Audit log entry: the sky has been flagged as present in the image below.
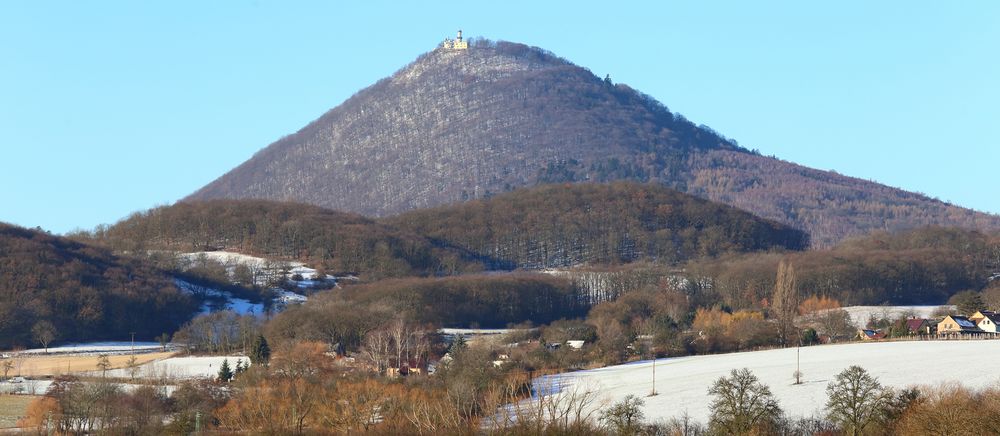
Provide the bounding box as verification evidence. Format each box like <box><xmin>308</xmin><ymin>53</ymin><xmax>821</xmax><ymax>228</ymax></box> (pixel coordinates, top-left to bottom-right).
<box><xmin>2</xmin><ymin>1</ymin><xmax>998</xmax><ymax>234</ymax></box>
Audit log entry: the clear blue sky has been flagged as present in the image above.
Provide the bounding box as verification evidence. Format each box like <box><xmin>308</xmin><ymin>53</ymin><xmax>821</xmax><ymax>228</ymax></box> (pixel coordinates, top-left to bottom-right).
<box><xmin>2</xmin><ymin>1</ymin><xmax>998</xmax><ymax>234</ymax></box>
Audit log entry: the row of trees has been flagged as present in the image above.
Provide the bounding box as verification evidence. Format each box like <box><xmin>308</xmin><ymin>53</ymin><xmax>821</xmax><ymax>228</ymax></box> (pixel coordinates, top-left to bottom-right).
<box><xmin>686</xmin><ymin>227</ymin><xmax>1000</xmax><ymax>308</ymax></box>
<box><xmin>171</xmin><ymin>311</ymin><xmax>263</xmax><ymax>354</ymax></box>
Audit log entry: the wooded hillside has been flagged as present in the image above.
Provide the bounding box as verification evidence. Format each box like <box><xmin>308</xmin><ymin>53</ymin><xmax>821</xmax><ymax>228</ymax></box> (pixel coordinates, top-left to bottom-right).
<box><xmin>0</xmin><ymin>223</ymin><xmax>197</xmax><ymax>348</ymax></box>
<box><xmin>88</xmin><ymin>200</ymin><xmax>483</xmax><ymax>280</ymax></box>
<box><xmin>266</xmin><ymin>273</ymin><xmax>586</xmax><ymax>349</ymax></box>
<box><xmin>686</xmin><ymin>227</ymin><xmax>1000</xmax><ymax>308</ymax></box>
<box><xmin>386</xmin><ymin>182</ymin><xmax>809</xmax><ymax>269</ymax></box>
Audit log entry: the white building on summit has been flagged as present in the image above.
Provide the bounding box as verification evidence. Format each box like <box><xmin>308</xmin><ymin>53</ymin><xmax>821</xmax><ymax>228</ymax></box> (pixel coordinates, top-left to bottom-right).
<box><xmin>441</xmin><ymin>29</ymin><xmax>468</xmax><ymax>50</ymax></box>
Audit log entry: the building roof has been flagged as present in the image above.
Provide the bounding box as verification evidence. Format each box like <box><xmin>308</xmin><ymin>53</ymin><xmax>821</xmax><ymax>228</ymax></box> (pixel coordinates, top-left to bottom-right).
<box><xmin>905</xmin><ymin>318</ymin><xmax>929</xmax><ymax>331</ymax></box>
<box><xmin>940</xmin><ymin>315</ymin><xmax>981</xmax><ymax>331</ymax></box>
<box><xmin>980</xmin><ymin>312</ymin><xmax>1000</xmax><ymax>325</ymax></box>
<box><xmin>859</xmin><ymin>329</ymin><xmax>887</xmax><ymax>339</ymax></box>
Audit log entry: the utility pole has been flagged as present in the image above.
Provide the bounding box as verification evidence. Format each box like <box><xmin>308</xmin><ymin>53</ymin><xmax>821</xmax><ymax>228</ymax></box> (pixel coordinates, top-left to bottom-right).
<box><xmin>794</xmin><ymin>339</ymin><xmax>802</xmax><ymax>385</ymax></box>
<box><xmin>130</xmin><ymin>332</ymin><xmax>136</xmax><ymax>354</ymax></box>
<box><xmin>649</xmin><ymin>350</ymin><xmax>657</xmax><ymax>396</ymax></box>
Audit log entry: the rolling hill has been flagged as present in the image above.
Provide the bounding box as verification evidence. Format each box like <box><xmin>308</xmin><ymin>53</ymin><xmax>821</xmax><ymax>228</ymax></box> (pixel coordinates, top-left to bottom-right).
<box><xmin>91</xmin><ymin>199</ymin><xmax>482</xmax><ymax>279</ymax></box>
<box><xmin>0</xmin><ymin>223</ymin><xmax>198</xmax><ymax>349</ymax></box>
<box><xmin>98</xmin><ymin>182</ymin><xmax>809</xmax><ymax>276</ymax></box>
<box><xmin>187</xmin><ymin>38</ymin><xmax>1000</xmax><ymax>247</ymax></box>
<box><xmin>386</xmin><ymin>182</ymin><xmax>809</xmax><ymax>269</ymax></box>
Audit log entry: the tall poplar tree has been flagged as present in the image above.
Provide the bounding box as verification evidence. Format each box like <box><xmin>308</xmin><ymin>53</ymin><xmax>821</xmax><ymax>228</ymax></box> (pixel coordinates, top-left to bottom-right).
<box><xmin>772</xmin><ymin>260</ymin><xmax>799</xmax><ymax>346</ymax></box>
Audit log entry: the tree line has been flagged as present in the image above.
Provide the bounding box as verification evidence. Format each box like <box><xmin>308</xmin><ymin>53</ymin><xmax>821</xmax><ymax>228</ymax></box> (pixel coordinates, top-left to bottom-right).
<box><xmin>685</xmin><ymin>226</ymin><xmax>1000</xmax><ymax>308</ymax></box>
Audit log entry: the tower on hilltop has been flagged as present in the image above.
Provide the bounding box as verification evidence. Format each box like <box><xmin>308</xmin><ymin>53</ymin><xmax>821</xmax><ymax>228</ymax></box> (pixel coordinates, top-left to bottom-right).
<box><xmin>442</xmin><ymin>30</ymin><xmax>468</xmax><ymax>50</ymax></box>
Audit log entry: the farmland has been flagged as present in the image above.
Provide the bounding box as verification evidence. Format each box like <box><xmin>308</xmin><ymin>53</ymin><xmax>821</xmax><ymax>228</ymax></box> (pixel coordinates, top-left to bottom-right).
<box><xmin>5</xmin><ymin>352</ymin><xmax>175</xmax><ymax>378</ymax></box>
<box><xmin>540</xmin><ymin>339</ymin><xmax>1000</xmax><ymax>424</ymax></box>
<box><xmin>0</xmin><ymin>395</ymin><xmax>37</xmax><ymax>428</ymax></box>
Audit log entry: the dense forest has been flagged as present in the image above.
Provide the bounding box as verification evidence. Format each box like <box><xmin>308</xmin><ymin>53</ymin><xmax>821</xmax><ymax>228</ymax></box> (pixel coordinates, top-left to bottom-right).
<box><xmin>266</xmin><ymin>274</ymin><xmax>586</xmax><ymax>349</ymax></box>
<box><xmin>83</xmin><ymin>200</ymin><xmax>483</xmax><ymax>280</ymax></box>
<box><xmin>387</xmin><ymin>182</ymin><xmax>809</xmax><ymax>269</ymax></box>
<box><xmin>0</xmin><ymin>223</ymin><xmax>198</xmax><ymax>349</ymax></box>
<box><xmin>188</xmin><ymin>38</ymin><xmax>1000</xmax><ymax>247</ymax></box>
<box><xmin>685</xmin><ymin>227</ymin><xmax>1000</xmax><ymax>308</ymax></box>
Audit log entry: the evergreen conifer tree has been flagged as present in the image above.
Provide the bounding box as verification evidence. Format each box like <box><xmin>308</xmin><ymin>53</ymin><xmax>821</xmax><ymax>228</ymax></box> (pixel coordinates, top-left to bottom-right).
<box><xmin>218</xmin><ymin>358</ymin><xmax>233</xmax><ymax>382</ymax></box>
<box><xmin>250</xmin><ymin>335</ymin><xmax>271</xmax><ymax>367</ymax></box>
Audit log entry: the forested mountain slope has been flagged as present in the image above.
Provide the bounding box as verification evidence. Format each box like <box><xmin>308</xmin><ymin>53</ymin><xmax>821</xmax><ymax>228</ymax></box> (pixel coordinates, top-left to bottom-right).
<box><xmin>0</xmin><ymin>223</ymin><xmax>197</xmax><ymax>348</ymax></box>
<box><xmin>188</xmin><ymin>38</ymin><xmax>1000</xmax><ymax>247</ymax></box>
<box><xmin>91</xmin><ymin>200</ymin><xmax>482</xmax><ymax>279</ymax></box>
<box><xmin>385</xmin><ymin>182</ymin><xmax>809</xmax><ymax>269</ymax></box>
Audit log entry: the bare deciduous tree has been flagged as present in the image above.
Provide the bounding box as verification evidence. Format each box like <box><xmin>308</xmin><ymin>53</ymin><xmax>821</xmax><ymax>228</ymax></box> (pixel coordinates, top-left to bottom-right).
<box><xmin>708</xmin><ymin>368</ymin><xmax>781</xmax><ymax>434</ymax></box>
<box><xmin>825</xmin><ymin>365</ymin><xmax>893</xmax><ymax>436</ymax></box>
<box><xmin>361</xmin><ymin>327</ymin><xmax>393</xmax><ymax>374</ymax></box>
<box><xmin>31</xmin><ymin>321</ymin><xmax>57</xmax><ymax>353</ymax></box>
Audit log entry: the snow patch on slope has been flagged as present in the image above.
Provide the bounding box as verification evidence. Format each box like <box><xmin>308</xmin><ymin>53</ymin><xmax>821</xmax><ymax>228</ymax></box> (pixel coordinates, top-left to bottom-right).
<box><xmin>174</xmin><ymin>279</ymin><xmax>264</xmax><ymax>315</ymax></box>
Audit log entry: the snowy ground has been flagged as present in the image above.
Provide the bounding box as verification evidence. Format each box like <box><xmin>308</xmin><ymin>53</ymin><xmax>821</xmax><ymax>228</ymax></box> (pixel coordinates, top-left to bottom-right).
<box><xmin>98</xmin><ymin>355</ymin><xmax>249</xmax><ymax>380</ymax></box>
<box><xmin>439</xmin><ymin>328</ymin><xmax>512</xmax><ymax>336</ymax></box>
<box><xmin>834</xmin><ymin>305</ymin><xmax>953</xmax><ymax>327</ymax></box>
<box><xmin>16</xmin><ymin>342</ymin><xmax>164</xmax><ymax>356</ymax></box>
<box><xmin>540</xmin><ymin>340</ymin><xmax>1000</xmax><ymax>424</ymax></box>
<box><xmin>173</xmin><ymin>250</ymin><xmax>357</xmax><ymax>313</ymax></box>
<box><xmin>174</xmin><ymin>279</ymin><xmax>265</xmax><ymax>315</ymax></box>
<box><xmin>177</xmin><ymin>251</ymin><xmax>334</xmax><ymax>286</ymax></box>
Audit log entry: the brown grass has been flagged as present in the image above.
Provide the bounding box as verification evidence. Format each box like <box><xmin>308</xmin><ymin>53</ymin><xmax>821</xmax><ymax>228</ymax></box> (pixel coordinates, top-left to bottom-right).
<box><xmin>9</xmin><ymin>352</ymin><xmax>176</xmax><ymax>377</ymax></box>
<box><xmin>0</xmin><ymin>395</ymin><xmax>38</xmax><ymax>429</ymax></box>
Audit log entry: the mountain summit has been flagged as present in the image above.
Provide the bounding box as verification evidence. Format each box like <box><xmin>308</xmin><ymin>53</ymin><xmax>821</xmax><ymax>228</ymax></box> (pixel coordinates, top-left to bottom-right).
<box><xmin>189</xmin><ymin>38</ymin><xmax>999</xmax><ymax>246</ymax></box>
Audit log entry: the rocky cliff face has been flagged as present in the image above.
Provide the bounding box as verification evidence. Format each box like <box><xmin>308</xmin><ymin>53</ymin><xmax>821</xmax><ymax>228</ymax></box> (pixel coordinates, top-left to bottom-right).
<box><xmin>189</xmin><ymin>39</ymin><xmax>1000</xmax><ymax>247</ymax></box>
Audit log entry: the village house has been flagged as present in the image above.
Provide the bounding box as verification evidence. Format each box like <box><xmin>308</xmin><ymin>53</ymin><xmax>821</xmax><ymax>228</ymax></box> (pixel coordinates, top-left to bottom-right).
<box><xmin>905</xmin><ymin>318</ymin><xmax>935</xmax><ymax>335</ymax></box>
<box><xmin>858</xmin><ymin>329</ymin><xmax>887</xmax><ymax>340</ymax></box>
<box><xmin>977</xmin><ymin>312</ymin><xmax>1000</xmax><ymax>333</ymax></box>
<box><xmin>937</xmin><ymin>315</ymin><xmax>981</xmax><ymax>334</ymax></box>
<box><xmin>969</xmin><ymin>310</ymin><xmax>997</xmax><ymax>325</ymax></box>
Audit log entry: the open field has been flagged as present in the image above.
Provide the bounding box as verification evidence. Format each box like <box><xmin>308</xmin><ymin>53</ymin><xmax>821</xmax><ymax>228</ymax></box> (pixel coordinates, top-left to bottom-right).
<box><xmin>7</xmin><ymin>352</ymin><xmax>176</xmax><ymax>377</ymax></box>
<box><xmin>541</xmin><ymin>339</ymin><xmax>1000</xmax><ymax>424</ymax></box>
<box><xmin>100</xmin><ymin>355</ymin><xmax>249</xmax><ymax>379</ymax></box>
<box><xmin>15</xmin><ymin>342</ymin><xmax>164</xmax><ymax>356</ymax></box>
<box><xmin>0</xmin><ymin>395</ymin><xmax>37</xmax><ymax>429</ymax></box>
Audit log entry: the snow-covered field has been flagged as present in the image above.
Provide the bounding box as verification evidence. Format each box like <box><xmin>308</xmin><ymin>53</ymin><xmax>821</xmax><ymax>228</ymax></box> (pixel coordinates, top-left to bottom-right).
<box><xmin>835</xmin><ymin>305</ymin><xmax>953</xmax><ymax>327</ymax></box>
<box><xmin>439</xmin><ymin>328</ymin><xmax>512</xmax><ymax>336</ymax></box>
<box><xmin>541</xmin><ymin>340</ymin><xmax>1000</xmax><ymax>424</ymax></box>
<box><xmin>99</xmin><ymin>355</ymin><xmax>249</xmax><ymax>379</ymax></box>
<box><xmin>17</xmin><ymin>342</ymin><xmax>163</xmax><ymax>356</ymax></box>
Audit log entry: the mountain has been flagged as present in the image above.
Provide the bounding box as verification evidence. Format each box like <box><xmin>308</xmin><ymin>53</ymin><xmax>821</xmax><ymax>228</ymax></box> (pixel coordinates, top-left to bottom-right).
<box><xmin>92</xmin><ymin>200</ymin><xmax>482</xmax><ymax>280</ymax></box>
<box><xmin>385</xmin><ymin>182</ymin><xmax>808</xmax><ymax>269</ymax></box>
<box><xmin>0</xmin><ymin>223</ymin><xmax>198</xmax><ymax>348</ymax></box>
<box><xmin>188</xmin><ymin>38</ymin><xmax>1000</xmax><ymax>247</ymax></box>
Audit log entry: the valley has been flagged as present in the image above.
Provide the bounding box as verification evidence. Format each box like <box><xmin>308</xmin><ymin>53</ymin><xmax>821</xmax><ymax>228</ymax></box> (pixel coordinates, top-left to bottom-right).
<box><xmin>2</xmin><ymin>10</ymin><xmax>998</xmax><ymax>434</ymax></box>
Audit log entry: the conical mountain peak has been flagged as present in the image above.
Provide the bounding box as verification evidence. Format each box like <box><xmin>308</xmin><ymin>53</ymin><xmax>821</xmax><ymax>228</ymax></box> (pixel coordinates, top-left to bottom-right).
<box><xmin>189</xmin><ymin>38</ymin><xmax>1000</xmax><ymax>247</ymax></box>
